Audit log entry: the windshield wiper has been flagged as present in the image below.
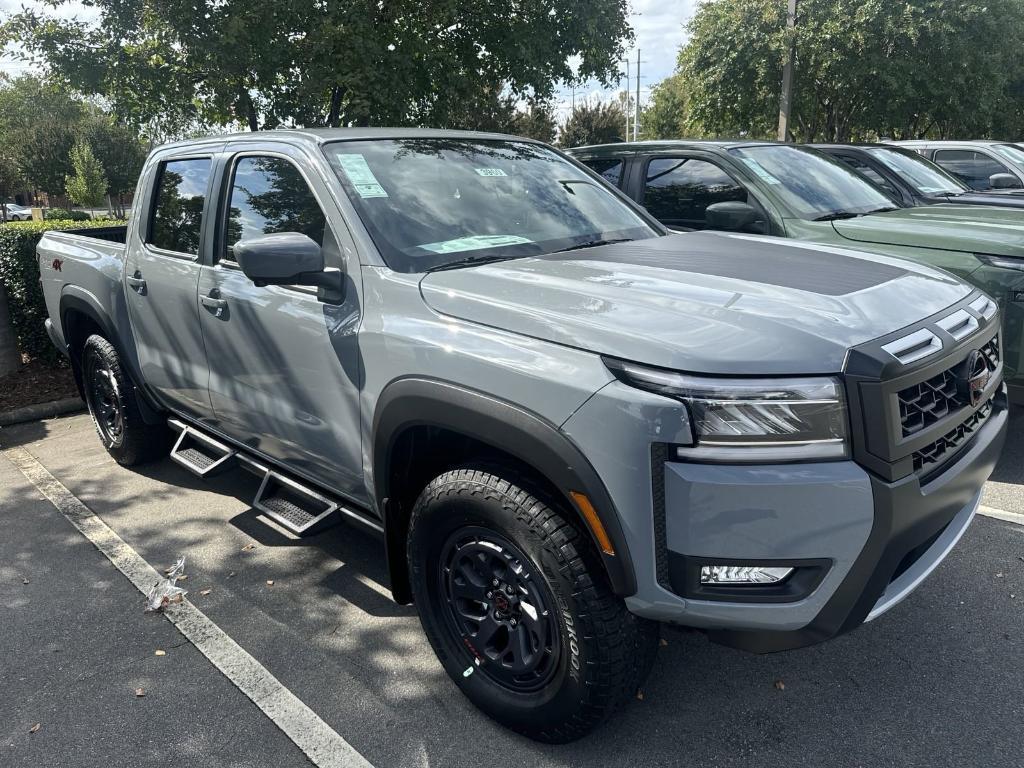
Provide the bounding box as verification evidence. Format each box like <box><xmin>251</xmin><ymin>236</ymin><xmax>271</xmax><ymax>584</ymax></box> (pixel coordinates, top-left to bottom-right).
<box><xmin>812</xmin><ymin>211</ymin><xmax>860</xmax><ymax>221</ymax></box>
<box><xmin>863</xmin><ymin>206</ymin><xmax>900</xmax><ymax>214</ymax></box>
<box><xmin>553</xmin><ymin>238</ymin><xmax>633</xmax><ymax>253</ymax></box>
<box><xmin>425</xmin><ymin>254</ymin><xmax>514</xmax><ymax>273</ymax></box>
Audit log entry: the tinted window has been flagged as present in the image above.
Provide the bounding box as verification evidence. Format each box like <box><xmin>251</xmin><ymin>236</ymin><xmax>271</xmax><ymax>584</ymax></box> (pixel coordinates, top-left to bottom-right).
<box><xmin>835</xmin><ymin>155</ymin><xmax>901</xmax><ymax>199</ymax></box>
<box><xmin>727</xmin><ymin>146</ymin><xmax>896</xmax><ymax>219</ymax></box>
<box><xmin>581</xmin><ymin>158</ymin><xmax>624</xmax><ymax>187</ymax></box>
<box><xmin>643</xmin><ymin>157</ymin><xmax>747</xmax><ymax>229</ymax></box>
<box><xmin>225</xmin><ymin>157</ymin><xmax>327</xmax><ymax>259</ymax></box>
<box><xmin>932</xmin><ymin>149</ymin><xmax>1010</xmax><ymax>190</ymax></box>
<box><xmin>324</xmin><ymin>139</ymin><xmax>656</xmax><ymax>273</ymax></box>
<box><xmin>865</xmin><ymin>147</ymin><xmax>965</xmax><ymax>195</ymax></box>
<box><xmin>148</xmin><ymin>158</ymin><xmax>211</xmax><ymax>255</ymax></box>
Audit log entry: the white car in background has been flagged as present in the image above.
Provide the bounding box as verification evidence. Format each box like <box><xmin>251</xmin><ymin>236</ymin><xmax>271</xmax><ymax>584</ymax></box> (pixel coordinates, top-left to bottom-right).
<box><xmin>3</xmin><ymin>203</ymin><xmax>33</xmax><ymax>221</ymax></box>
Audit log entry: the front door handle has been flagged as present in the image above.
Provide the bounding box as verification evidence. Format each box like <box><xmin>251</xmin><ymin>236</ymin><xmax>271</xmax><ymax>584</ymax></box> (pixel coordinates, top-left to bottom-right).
<box><xmin>201</xmin><ymin>292</ymin><xmax>228</xmax><ymax>318</ymax></box>
<box><xmin>126</xmin><ymin>271</ymin><xmax>146</xmax><ymax>294</ymax></box>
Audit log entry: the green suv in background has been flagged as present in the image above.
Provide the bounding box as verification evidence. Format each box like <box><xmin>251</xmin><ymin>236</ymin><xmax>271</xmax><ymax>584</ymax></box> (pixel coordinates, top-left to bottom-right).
<box><xmin>568</xmin><ymin>140</ymin><xmax>1024</xmax><ymax>398</ymax></box>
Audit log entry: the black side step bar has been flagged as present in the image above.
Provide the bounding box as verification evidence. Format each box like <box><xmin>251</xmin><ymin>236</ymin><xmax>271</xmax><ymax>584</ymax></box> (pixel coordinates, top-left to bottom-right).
<box><xmin>166</xmin><ymin>419</ymin><xmax>382</xmax><ymax>537</ymax></box>
<box><xmin>168</xmin><ymin>419</ymin><xmax>236</xmax><ymax>476</ymax></box>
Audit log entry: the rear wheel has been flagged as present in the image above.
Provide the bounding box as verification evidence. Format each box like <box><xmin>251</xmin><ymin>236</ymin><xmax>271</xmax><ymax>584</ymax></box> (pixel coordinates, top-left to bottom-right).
<box><xmin>81</xmin><ymin>334</ymin><xmax>169</xmax><ymax>465</ymax></box>
<box><xmin>408</xmin><ymin>467</ymin><xmax>658</xmax><ymax>742</ymax></box>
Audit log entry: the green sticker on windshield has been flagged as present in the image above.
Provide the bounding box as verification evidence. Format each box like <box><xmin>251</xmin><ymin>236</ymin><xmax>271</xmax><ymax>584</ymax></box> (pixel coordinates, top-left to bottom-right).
<box><xmin>474</xmin><ymin>168</ymin><xmax>508</xmax><ymax>177</ymax></box>
<box><xmin>335</xmin><ymin>153</ymin><xmax>389</xmax><ymax>198</ymax></box>
<box><xmin>740</xmin><ymin>157</ymin><xmax>781</xmax><ymax>185</ymax></box>
<box><xmin>419</xmin><ymin>234</ymin><xmax>532</xmax><ymax>254</ymax></box>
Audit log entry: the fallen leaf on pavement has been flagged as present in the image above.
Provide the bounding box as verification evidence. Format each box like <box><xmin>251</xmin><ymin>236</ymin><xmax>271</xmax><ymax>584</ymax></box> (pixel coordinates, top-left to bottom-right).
<box><xmin>659</xmin><ymin>638</ymin><xmax>668</xmax><ymax>647</ymax></box>
<box><xmin>241</xmin><ymin>544</ymin><xmax>255</xmax><ymax>552</ymax></box>
<box><xmin>135</xmin><ymin>688</ymin><xmax>146</xmax><ymax>697</ymax></box>
<box><xmin>199</xmin><ymin>588</ymin><xmax>212</xmax><ymax>596</ymax></box>
<box><xmin>176</xmin><ymin>574</ymin><xmax>188</xmax><ymax>580</ymax></box>
<box><xmin>636</xmin><ymin>690</ymin><xmax>644</xmax><ymax>701</ymax></box>
<box><xmin>266</xmin><ymin>580</ymin><xmax>275</xmax><ymax>586</ymax></box>
<box><xmin>29</xmin><ymin>723</ymin><xmax>40</xmax><ymax>734</ymax></box>
<box><xmin>774</xmin><ymin>679</ymin><xmax>786</xmax><ymax>691</ymax></box>
<box><xmin>154</xmin><ymin>650</ymin><xmax>166</xmax><ymax>656</ymax></box>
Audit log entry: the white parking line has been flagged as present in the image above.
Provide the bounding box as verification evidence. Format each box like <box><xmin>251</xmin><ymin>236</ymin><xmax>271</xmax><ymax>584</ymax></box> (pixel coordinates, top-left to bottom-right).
<box><xmin>978</xmin><ymin>504</ymin><xmax>1024</xmax><ymax>526</ymax></box>
<box><xmin>4</xmin><ymin>445</ymin><xmax>375</xmax><ymax>768</ymax></box>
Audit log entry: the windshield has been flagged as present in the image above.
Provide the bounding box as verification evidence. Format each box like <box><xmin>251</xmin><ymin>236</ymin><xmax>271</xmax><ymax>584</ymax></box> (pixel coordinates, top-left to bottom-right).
<box><xmin>865</xmin><ymin>147</ymin><xmax>966</xmax><ymax>195</ymax></box>
<box><xmin>728</xmin><ymin>145</ymin><xmax>898</xmax><ymax>220</ymax></box>
<box><xmin>992</xmin><ymin>144</ymin><xmax>1024</xmax><ymax>168</ymax></box>
<box><xmin>324</xmin><ymin>139</ymin><xmax>658</xmax><ymax>272</ymax></box>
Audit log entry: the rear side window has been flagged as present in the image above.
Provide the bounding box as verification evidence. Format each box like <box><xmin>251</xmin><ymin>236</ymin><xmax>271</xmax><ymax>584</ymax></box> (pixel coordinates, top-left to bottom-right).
<box><xmin>580</xmin><ymin>158</ymin><xmax>624</xmax><ymax>187</ymax></box>
<box><xmin>224</xmin><ymin>156</ymin><xmax>327</xmax><ymax>260</ymax></box>
<box><xmin>643</xmin><ymin>157</ymin><xmax>747</xmax><ymax>229</ymax></box>
<box><xmin>932</xmin><ymin>149</ymin><xmax>1009</xmax><ymax>190</ymax></box>
<box><xmin>836</xmin><ymin>156</ymin><xmax>901</xmax><ymax>199</ymax></box>
<box><xmin>148</xmin><ymin>158</ymin><xmax>212</xmax><ymax>255</ymax></box>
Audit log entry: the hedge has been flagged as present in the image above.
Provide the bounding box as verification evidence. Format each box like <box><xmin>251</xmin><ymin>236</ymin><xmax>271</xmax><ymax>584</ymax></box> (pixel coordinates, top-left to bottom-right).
<box><xmin>0</xmin><ymin>220</ymin><xmax>122</xmax><ymax>362</ymax></box>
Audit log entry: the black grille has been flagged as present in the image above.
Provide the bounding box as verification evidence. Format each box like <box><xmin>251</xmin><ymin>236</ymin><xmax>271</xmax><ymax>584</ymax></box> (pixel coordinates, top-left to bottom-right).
<box><xmin>912</xmin><ymin>399</ymin><xmax>993</xmax><ymax>473</ymax></box>
<box><xmin>897</xmin><ymin>335</ymin><xmax>1000</xmax><ymax>438</ymax></box>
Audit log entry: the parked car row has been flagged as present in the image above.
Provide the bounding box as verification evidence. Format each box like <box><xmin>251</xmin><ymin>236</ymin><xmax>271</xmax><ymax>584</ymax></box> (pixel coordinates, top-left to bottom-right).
<box><xmin>37</xmin><ymin>129</ymin><xmax>1008</xmax><ymax>741</ymax></box>
<box><xmin>568</xmin><ymin>139</ymin><xmax>1024</xmax><ymax>402</ymax></box>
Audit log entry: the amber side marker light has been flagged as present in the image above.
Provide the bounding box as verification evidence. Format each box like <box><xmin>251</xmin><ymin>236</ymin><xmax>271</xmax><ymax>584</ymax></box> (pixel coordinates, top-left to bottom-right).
<box><xmin>570</xmin><ymin>491</ymin><xmax>616</xmax><ymax>556</ymax></box>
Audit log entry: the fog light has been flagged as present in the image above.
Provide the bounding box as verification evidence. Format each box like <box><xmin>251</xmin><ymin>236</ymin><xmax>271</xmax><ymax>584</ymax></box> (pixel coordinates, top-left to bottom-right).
<box><xmin>700</xmin><ymin>565</ymin><xmax>794</xmax><ymax>584</ymax></box>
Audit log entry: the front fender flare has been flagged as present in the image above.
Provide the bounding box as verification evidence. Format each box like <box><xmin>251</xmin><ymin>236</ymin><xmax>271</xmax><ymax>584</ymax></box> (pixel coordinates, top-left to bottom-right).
<box><xmin>372</xmin><ymin>377</ymin><xmax>637</xmax><ymax>599</ymax></box>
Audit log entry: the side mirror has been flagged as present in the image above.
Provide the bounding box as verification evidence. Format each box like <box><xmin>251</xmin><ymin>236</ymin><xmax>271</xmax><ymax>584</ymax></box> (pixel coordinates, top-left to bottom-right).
<box><xmin>705</xmin><ymin>201</ymin><xmax>764</xmax><ymax>233</ymax></box>
<box><xmin>989</xmin><ymin>173</ymin><xmax>1021</xmax><ymax>190</ymax></box>
<box><xmin>235</xmin><ymin>232</ymin><xmax>324</xmax><ymax>285</ymax></box>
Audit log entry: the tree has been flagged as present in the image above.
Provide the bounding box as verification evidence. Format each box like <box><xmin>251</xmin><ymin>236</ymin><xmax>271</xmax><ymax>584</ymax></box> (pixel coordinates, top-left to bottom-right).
<box><xmin>640</xmin><ymin>72</ymin><xmax>690</xmax><ymax>140</ymax></box>
<box><xmin>559</xmin><ymin>100</ymin><xmax>626</xmax><ymax>148</ymax></box>
<box><xmin>446</xmin><ymin>88</ymin><xmax>558</xmax><ymax>143</ymax></box>
<box><xmin>0</xmin><ymin>76</ymin><xmax>86</xmax><ymax>195</ymax></box>
<box><xmin>0</xmin><ymin>148</ymin><xmax>23</xmax><ymax>222</ymax></box>
<box><xmin>80</xmin><ymin>113</ymin><xmax>148</xmax><ymax>216</ymax></box>
<box><xmin>65</xmin><ymin>141</ymin><xmax>107</xmax><ymax>209</ymax></box>
<box><xmin>678</xmin><ymin>0</ymin><xmax>1024</xmax><ymax>142</ymax></box>
<box><xmin>5</xmin><ymin>0</ymin><xmax>633</xmax><ymax>134</ymax></box>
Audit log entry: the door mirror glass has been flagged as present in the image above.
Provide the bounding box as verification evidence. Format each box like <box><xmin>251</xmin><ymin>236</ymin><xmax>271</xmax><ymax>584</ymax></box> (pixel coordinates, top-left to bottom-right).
<box><xmin>235</xmin><ymin>232</ymin><xmax>324</xmax><ymax>286</ymax></box>
<box><xmin>989</xmin><ymin>172</ymin><xmax>1021</xmax><ymax>189</ymax></box>
<box><xmin>705</xmin><ymin>201</ymin><xmax>760</xmax><ymax>232</ymax></box>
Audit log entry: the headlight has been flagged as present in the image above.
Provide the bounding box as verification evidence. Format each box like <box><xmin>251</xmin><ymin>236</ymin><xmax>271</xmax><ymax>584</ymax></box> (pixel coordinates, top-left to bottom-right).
<box><xmin>604</xmin><ymin>358</ymin><xmax>848</xmax><ymax>462</ymax></box>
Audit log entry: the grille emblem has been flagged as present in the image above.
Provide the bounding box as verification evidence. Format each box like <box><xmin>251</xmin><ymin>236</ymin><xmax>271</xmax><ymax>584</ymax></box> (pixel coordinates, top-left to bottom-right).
<box><xmin>958</xmin><ymin>350</ymin><xmax>990</xmax><ymax>408</ymax></box>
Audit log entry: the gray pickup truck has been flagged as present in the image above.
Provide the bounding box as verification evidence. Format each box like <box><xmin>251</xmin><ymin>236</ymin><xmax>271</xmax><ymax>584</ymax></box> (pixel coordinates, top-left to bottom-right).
<box><xmin>38</xmin><ymin>129</ymin><xmax>1007</xmax><ymax>741</ymax></box>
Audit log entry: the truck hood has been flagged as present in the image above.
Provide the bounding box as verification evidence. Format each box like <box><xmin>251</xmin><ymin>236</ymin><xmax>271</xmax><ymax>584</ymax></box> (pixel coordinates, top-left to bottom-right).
<box><xmin>419</xmin><ymin>232</ymin><xmax>971</xmax><ymax>375</ymax></box>
<box><xmin>832</xmin><ymin>204</ymin><xmax>1024</xmax><ymax>257</ymax></box>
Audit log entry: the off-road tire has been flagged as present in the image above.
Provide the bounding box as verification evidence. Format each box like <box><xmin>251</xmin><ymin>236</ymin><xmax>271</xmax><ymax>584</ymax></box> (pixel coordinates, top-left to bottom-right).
<box><xmin>408</xmin><ymin>467</ymin><xmax>658</xmax><ymax>743</ymax></box>
<box><xmin>81</xmin><ymin>334</ymin><xmax>169</xmax><ymax>466</ymax></box>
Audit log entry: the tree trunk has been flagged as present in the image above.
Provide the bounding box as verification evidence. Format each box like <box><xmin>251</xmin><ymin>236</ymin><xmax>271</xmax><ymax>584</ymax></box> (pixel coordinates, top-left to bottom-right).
<box><xmin>0</xmin><ymin>281</ymin><xmax>22</xmax><ymax>377</ymax></box>
<box><xmin>327</xmin><ymin>86</ymin><xmax>345</xmax><ymax>128</ymax></box>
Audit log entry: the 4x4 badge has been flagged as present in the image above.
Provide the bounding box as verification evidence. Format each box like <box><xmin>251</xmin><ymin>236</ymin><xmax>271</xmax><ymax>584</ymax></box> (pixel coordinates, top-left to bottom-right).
<box><xmin>959</xmin><ymin>350</ymin><xmax>991</xmax><ymax>408</ymax></box>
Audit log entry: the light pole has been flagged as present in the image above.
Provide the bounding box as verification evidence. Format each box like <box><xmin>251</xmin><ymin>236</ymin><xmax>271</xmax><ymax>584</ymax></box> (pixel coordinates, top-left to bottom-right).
<box><xmin>776</xmin><ymin>0</ymin><xmax>797</xmax><ymax>142</ymax></box>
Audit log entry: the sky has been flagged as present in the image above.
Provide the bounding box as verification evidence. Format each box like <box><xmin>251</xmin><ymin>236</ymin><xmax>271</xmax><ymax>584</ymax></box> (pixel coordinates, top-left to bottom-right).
<box><xmin>0</xmin><ymin>0</ymin><xmax>696</xmax><ymax>120</ymax></box>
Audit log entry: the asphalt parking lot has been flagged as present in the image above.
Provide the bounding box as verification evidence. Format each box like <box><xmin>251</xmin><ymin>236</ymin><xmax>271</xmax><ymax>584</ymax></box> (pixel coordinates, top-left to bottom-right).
<box><xmin>2</xmin><ymin>411</ymin><xmax>1023</xmax><ymax>768</ymax></box>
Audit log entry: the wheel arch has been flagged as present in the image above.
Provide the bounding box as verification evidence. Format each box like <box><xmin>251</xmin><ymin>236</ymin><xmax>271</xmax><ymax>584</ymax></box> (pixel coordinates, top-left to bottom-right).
<box><xmin>372</xmin><ymin>377</ymin><xmax>637</xmax><ymax>603</ymax></box>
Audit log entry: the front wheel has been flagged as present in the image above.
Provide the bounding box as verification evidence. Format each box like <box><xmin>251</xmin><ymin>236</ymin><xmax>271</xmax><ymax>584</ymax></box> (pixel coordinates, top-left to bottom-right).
<box><xmin>81</xmin><ymin>334</ymin><xmax>169</xmax><ymax>466</ymax></box>
<box><xmin>408</xmin><ymin>467</ymin><xmax>658</xmax><ymax>743</ymax></box>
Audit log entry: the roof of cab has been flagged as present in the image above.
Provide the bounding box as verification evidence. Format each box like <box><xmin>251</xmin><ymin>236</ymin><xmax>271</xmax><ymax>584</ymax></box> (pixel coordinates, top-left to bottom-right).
<box><xmin>154</xmin><ymin>127</ymin><xmax>542</xmax><ymax>154</ymax></box>
<box><xmin>565</xmin><ymin>139</ymin><xmax>782</xmax><ymax>155</ymax></box>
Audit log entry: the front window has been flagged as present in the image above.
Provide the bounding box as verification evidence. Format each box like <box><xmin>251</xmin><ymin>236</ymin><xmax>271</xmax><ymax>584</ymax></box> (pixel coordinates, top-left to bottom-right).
<box><xmin>728</xmin><ymin>145</ymin><xmax>897</xmax><ymax>220</ymax></box>
<box><xmin>324</xmin><ymin>139</ymin><xmax>657</xmax><ymax>272</ymax></box>
<box><xmin>864</xmin><ymin>148</ymin><xmax>966</xmax><ymax>196</ymax></box>
<box><xmin>643</xmin><ymin>157</ymin><xmax>750</xmax><ymax>230</ymax></box>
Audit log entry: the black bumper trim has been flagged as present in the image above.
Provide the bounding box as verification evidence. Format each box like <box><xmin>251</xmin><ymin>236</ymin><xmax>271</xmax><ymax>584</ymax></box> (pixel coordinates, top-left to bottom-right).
<box><xmin>707</xmin><ymin>390</ymin><xmax>1007</xmax><ymax>654</ymax></box>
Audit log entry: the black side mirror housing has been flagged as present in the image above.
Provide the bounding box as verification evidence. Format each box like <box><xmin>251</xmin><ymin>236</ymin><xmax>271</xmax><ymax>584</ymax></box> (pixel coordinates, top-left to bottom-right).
<box><xmin>705</xmin><ymin>201</ymin><xmax>765</xmax><ymax>233</ymax></box>
<box><xmin>989</xmin><ymin>173</ymin><xmax>1021</xmax><ymax>190</ymax></box>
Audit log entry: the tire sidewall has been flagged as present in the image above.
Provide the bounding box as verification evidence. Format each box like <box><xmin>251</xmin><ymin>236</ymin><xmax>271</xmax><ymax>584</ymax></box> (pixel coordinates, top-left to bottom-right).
<box><xmin>82</xmin><ymin>338</ymin><xmax>125</xmax><ymax>452</ymax></box>
<box><xmin>409</xmin><ymin>476</ymin><xmax>594</xmax><ymax>732</ymax></box>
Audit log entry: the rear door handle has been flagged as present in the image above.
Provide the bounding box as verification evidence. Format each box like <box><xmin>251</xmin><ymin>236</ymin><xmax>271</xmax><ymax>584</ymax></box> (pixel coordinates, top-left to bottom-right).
<box><xmin>201</xmin><ymin>293</ymin><xmax>228</xmax><ymax>317</ymax></box>
<box><xmin>126</xmin><ymin>272</ymin><xmax>146</xmax><ymax>294</ymax></box>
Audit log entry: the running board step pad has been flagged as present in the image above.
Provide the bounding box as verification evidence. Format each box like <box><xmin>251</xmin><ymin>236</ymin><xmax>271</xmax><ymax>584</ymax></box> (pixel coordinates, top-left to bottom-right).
<box><xmin>253</xmin><ymin>471</ymin><xmax>339</xmax><ymax>535</ymax></box>
<box><xmin>168</xmin><ymin>419</ymin><xmax>236</xmax><ymax>477</ymax></box>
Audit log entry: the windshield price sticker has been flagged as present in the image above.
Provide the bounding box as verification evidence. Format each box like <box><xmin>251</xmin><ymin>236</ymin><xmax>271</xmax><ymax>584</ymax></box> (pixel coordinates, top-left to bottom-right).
<box><xmin>474</xmin><ymin>168</ymin><xmax>508</xmax><ymax>177</ymax></box>
<box><xmin>419</xmin><ymin>234</ymin><xmax>532</xmax><ymax>254</ymax></box>
<box><xmin>740</xmin><ymin>157</ymin><xmax>782</xmax><ymax>185</ymax></box>
<box><xmin>336</xmin><ymin>153</ymin><xmax>389</xmax><ymax>198</ymax></box>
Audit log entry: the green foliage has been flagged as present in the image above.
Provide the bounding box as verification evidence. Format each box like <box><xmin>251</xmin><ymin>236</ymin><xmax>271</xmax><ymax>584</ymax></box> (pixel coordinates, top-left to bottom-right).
<box><xmin>0</xmin><ymin>220</ymin><xmax>116</xmax><ymax>360</ymax></box>
<box><xmin>80</xmin><ymin>113</ymin><xmax>148</xmax><ymax>212</ymax></box>
<box><xmin>65</xmin><ymin>141</ymin><xmax>108</xmax><ymax>208</ymax></box>
<box><xmin>5</xmin><ymin>0</ymin><xmax>633</xmax><ymax>134</ymax></box>
<box><xmin>0</xmin><ymin>148</ymin><xmax>23</xmax><ymax>222</ymax></box>
<box><xmin>446</xmin><ymin>90</ymin><xmax>558</xmax><ymax>143</ymax></box>
<box><xmin>678</xmin><ymin>0</ymin><xmax>1024</xmax><ymax>142</ymax></box>
<box><xmin>640</xmin><ymin>72</ymin><xmax>691</xmax><ymax>140</ymax></box>
<box><xmin>559</xmin><ymin>101</ymin><xmax>627</xmax><ymax>148</ymax></box>
<box><xmin>44</xmin><ymin>208</ymin><xmax>91</xmax><ymax>221</ymax></box>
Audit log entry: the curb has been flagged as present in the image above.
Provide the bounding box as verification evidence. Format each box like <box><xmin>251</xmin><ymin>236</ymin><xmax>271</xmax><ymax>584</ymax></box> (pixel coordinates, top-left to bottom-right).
<box><xmin>0</xmin><ymin>397</ymin><xmax>85</xmax><ymax>427</ymax></box>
